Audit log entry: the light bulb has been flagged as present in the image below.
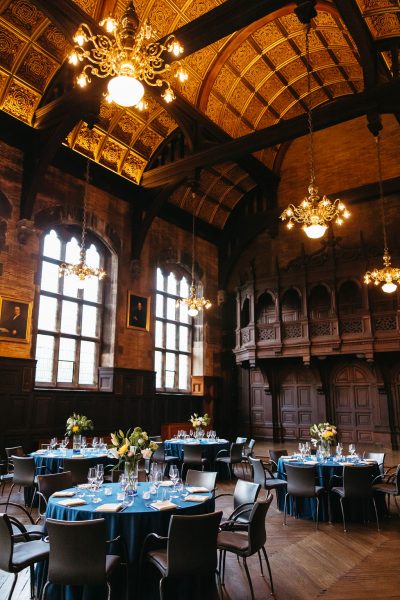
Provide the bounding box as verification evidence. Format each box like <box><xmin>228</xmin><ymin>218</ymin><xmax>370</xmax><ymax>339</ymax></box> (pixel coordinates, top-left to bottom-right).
<box><xmin>188</xmin><ymin>307</ymin><xmax>198</xmax><ymax>317</ymax></box>
<box><xmin>382</xmin><ymin>282</ymin><xmax>397</xmax><ymax>294</ymax></box>
<box><xmin>69</xmin><ymin>52</ymin><xmax>79</xmax><ymax>65</ymax></box>
<box><xmin>77</xmin><ymin>73</ymin><xmax>88</xmax><ymax>88</ymax></box>
<box><xmin>303</xmin><ymin>224</ymin><xmax>327</xmax><ymax>239</ymax></box>
<box><xmin>162</xmin><ymin>87</ymin><xmax>175</xmax><ymax>103</ymax></box>
<box><xmin>107</xmin><ymin>76</ymin><xmax>144</xmax><ymax>107</ymax></box>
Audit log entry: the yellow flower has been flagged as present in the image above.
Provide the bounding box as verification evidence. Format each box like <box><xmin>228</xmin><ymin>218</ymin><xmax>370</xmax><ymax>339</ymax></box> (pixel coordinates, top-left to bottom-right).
<box><xmin>323</xmin><ymin>431</ymin><xmax>334</xmax><ymax>439</ymax></box>
<box><xmin>118</xmin><ymin>442</ymin><xmax>129</xmax><ymax>456</ymax></box>
<box><xmin>72</xmin><ymin>425</ymin><xmax>79</xmax><ymax>433</ymax></box>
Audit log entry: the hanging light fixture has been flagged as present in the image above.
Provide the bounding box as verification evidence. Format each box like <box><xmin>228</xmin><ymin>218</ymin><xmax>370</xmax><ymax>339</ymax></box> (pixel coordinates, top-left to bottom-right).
<box><xmin>176</xmin><ymin>191</ymin><xmax>212</xmax><ymax>317</ymax></box>
<box><xmin>364</xmin><ymin>134</ymin><xmax>400</xmax><ymax>294</ymax></box>
<box><xmin>68</xmin><ymin>1</ymin><xmax>187</xmax><ymax>108</ymax></box>
<box><xmin>59</xmin><ymin>161</ymin><xmax>106</xmax><ymax>286</ymax></box>
<box><xmin>280</xmin><ymin>23</ymin><xmax>350</xmax><ymax>239</ymax></box>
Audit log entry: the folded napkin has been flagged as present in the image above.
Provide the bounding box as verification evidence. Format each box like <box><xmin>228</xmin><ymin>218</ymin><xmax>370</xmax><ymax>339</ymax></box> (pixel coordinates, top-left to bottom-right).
<box><xmin>186</xmin><ymin>486</ymin><xmax>209</xmax><ymax>493</ymax></box>
<box><xmin>94</xmin><ymin>503</ymin><xmax>124</xmax><ymax>512</ymax></box>
<box><xmin>70</xmin><ymin>455</ymin><xmax>84</xmax><ymax>459</ymax></box>
<box><xmin>52</xmin><ymin>491</ymin><xmax>75</xmax><ymax>498</ymax></box>
<box><xmin>364</xmin><ymin>459</ymin><xmax>377</xmax><ymax>463</ymax></box>
<box><xmin>342</xmin><ymin>462</ymin><xmax>354</xmax><ymax>466</ymax></box>
<box><xmin>77</xmin><ymin>483</ymin><xmax>92</xmax><ymax>489</ymax></box>
<box><xmin>282</xmin><ymin>457</ymin><xmax>297</xmax><ymax>461</ymax></box>
<box><xmin>184</xmin><ymin>494</ymin><xmax>209</xmax><ymax>503</ymax></box>
<box><xmin>150</xmin><ymin>500</ymin><xmax>177</xmax><ymax>511</ymax></box>
<box><xmin>58</xmin><ymin>498</ymin><xmax>87</xmax><ymax>507</ymax></box>
<box><xmin>159</xmin><ymin>480</ymin><xmax>174</xmax><ymax>487</ymax></box>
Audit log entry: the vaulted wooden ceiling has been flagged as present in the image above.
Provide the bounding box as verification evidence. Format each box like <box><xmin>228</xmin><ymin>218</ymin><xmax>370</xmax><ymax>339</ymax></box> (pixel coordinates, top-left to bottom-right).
<box><xmin>0</xmin><ymin>0</ymin><xmax>399</xmax><ymax>241</ymax></box>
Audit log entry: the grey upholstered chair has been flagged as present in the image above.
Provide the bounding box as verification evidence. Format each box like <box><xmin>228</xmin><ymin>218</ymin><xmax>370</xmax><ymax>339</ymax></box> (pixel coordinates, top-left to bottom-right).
<box><xmin>217</xmin><ymin>495</ymin><xmax>274</xmax><ymax>600</ymax></box>
<box><xmin>185</xmin><ymin>469</ymin><xmax>217</xmax><ymax>493</ymax></box>
<box><xmin>62</xmin><ymin>458</ymin><xmax>92</xmax><ymax>485</ymax></box>
<box><xmin>330</xmin><ymin>465</ymin><xmax>379</xmax><ymax>532</ymax></box>
<box><xmin>268</xmin><ymin>449</ymin><xmax>288</xmax><ymax>473</ymax></box>
<box><xmin>373</xmin><ymin>464</ymin><xmax>400</xmax><ymax>516</ymax></box>
<box><xmin>5</xmin><ymin>456</ymin><xmax>38</xmax><ymax>510</ymax></box>
<box><xmin>249</xmin><ymin>456</ymin><xmax>287</xmax><ymax>505</ymax></box>
<box><xmin>217</xmin><ymin>479</ymin><xmax>261</xmax><ymax>529</ymax></box>
<box><xmin>0</xmin><ymin>513</ymin><xmax>49</xmax><ymax>600</ymax></box>
<box><xmin>37</xmin><ymin>471</ymin><xmax>73</xmax><ymax>517</ymax></box>
<box><xmin>41</xmin><ymin>518</ymin><xmax>121</xmax><ymax>600</ymax></box>
<box><xmin>284</xmin><ymin>464</ymin><xmax>325</xmax><ymax>529</ymax></box>
<box><xmin>181</xmin><ymin>444</ymin><xmax>208</xmax><ymax>479</ymax></box>
<box><xmin>143</xmin><ymin>511</ymin><xmax>223</xmax><ymax>600</ymax></box>
<box><xmin>215</xmin><ymin>442</ymin><xmax>245</xmax><ymax>479</ymax></box>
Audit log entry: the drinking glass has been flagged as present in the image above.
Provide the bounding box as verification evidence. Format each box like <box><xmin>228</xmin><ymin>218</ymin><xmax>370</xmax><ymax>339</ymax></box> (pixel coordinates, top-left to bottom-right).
<box><xmin>153</xmin><ymin>471</ymin><xmax>162</xmax><ymax>494</ymax></box>
<box><xmin>96</xmin><ymin>464</ymin><xmax>104</xmax><ymax>488</ymax></box>
<box><xmin>81</xmin><ymin>437</ymin><xmax>87</xmax><ymax>450</ymax></box>
<box><xmin>169</xmin><ymin>465</ymin><xmax>179</xmax><ymax>497</ymax></box>
<box><xmin>349</xmin><ymin>443</ymin><xmax>356</xmax><ymax>457</ymax></box>
<box><xmin>87</xmin><ymin>467</ymin><xmax>97</xmax><ymax>498</ymax></box>
<box><xmin>92</xmin><ymin>437</ymin><xmax>99</xmax><ymax>449</ymax></box>
<box><xmin>336</xmin><ymin>443</ymin><xmax>343</xmax><ymax>458</ymax></box>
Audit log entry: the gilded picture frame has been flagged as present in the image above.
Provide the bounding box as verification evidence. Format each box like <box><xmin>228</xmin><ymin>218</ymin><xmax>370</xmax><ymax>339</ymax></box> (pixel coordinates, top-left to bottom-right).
<box><xmin>127</xmin><ymin>292</ymin><xmax>150</xmax><ymax>331</ymax></box>
<box><xmin>0</xmin><ymin>297</ymin><xmax>32</xmax><ymax>343</ymax></box>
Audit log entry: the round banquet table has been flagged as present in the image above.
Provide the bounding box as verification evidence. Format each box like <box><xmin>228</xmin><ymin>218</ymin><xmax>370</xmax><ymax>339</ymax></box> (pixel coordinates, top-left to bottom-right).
<box><xmin>36</xmin><ymin>481</ymin><xmax>215</xmax><ymax>600</ymax></box>
<box><xmin>163</xmin><ymin>438</ymin><xmax>230</xmax><ymax>465</ymax></box>
<box><xmin>277</xmin><ymin>456</ymin><xmax>384</xmax><ymax>522</ymax></box>
<box><xmin>31</xmin><ymin>449</ymin><xmax>115</xmax><ymax>475</ymax></box>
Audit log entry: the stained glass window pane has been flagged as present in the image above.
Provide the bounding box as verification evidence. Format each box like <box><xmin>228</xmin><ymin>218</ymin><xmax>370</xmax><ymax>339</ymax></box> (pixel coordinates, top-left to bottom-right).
<box><xmin>35</xmin><ymin>334</ymin><xmax>54</xmax><ymax>382</ymax></box>
<box><xmin>180</xmin><ymin>277</ymin><xmax>189</xmax><ymax>298</ymax></box>
<box><xmin>156</xmin><ymin>268</ymin><xmax>164</xmax><ymax>291</ymax></box>
<box><xmin>165</xmin><ymin>352</ymin><xmax>175</xmax><ymax>388</ymax></box>
<box><xmin>156</xmin><ymin>294</ymin><xmax>164</xmax><ymax>318</ymax></box>
<box><xmin>65</xmin><ymin>237</ymin><xmax>80</xmax><ymax>264</ymax></box>
<box><xmin>179</xmin><ymin>326</ymin><xmax>188</xmax><ymax>352</ymax></box>
<box><xmin>155</xmin><ymin>320</ymin><xmax>163</xmax><ymax>347</ymax></box>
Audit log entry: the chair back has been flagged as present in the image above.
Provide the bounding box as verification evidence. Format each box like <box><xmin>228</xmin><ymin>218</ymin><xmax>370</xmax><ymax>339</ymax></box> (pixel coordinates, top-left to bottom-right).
<box><xmin>248</xmin><ymin>457</ymin><xmax>266</xmax><ymax>488</ymax></box>
<box><xmin>166</xmin><ymin>511</ymin><xmax>222</xmax><ymax>578</ymax></box>
<box><xmin>342</xmin><ymin>466</ymin><xmax>375</xmax><ymax>498</ymax></box>
<box><xmin>245</xmin><ymin>439</ymin><xmax>256</xmax><ymax>456</ymax></box>
<box><xmin>394</xmin><ymin>465</ymin><xmax>400</xmax><ymax>494</ymax></box>
<box><xmin>285</xmin><ymin>464</ymin><xmax>317</xmax><ymax>497</ymax></box>
<box><xmin>0</xmin><ymin>513</ymin><xmax>13</xmax><ymax>572</ymax></box>
<box><xmin>235</xmin><ymin>437</ymin><xmax>247</xmax><ymax>444</ymax></box>
<box><xmin>63</xmin><ymin>458</ymin><xmax>92</xmax><ymax>485</ymax></box>
<box><xmin>149</xmin><ymin>435</ymin><xmax>162</xmax><ymax>443</ymax></box>
<box><xmin>183</xmin><ymin>444</ymin><xmax>203</xmax><ymax>464</ymax></box>
<box><xmin>269</xmin><ymin>449</ymin><xmax>287</xmax><ymax>463</ymax></box>
<box><xmin>12</xmin><ymin>456</ymin><xmax>36</xmax><ymax>486</ymax></box>
<box><xmin>46</xmin><ymin>518</ymin><xmax>107</xmax><ymax>586</ymax></box>
<box><xmin>5</xmin><ymin>446</ymin><xmax>24</xmax><ymax>471</ymax></box>
<box><xmin>230</xmin><ymin>442</ymin><xmax>245</xmax><ymax>464</ymax></box>
<box><xmin>151</xmin><ymin>443</ymin><xmax>165</xmax><ymax>462</ymax></box>
<box><xmin>233</xmin><ymin>479</ymin><xmax>260</xmax><ymax>510</ymax></box>
<box><xmin>363</xmin><ymin>452</ymin><xmax>385</xmax><ymax>476</ymax></box>
<box><xmin>38</xmin><ymin>471</ymin><xmax>73</xmax><ymax>502</ymax></box>
<box><xmin>185</xmin><ymin>469</ymin><xmax>217</xmax><ymax>492</ymax></box>
<box><xmin>247</xmin><ymin>495</ymin><xmax>273</xmax><ymax>556</ymax></box>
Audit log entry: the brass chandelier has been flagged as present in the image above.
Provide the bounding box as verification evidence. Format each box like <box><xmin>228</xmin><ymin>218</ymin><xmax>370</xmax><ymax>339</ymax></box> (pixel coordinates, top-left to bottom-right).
<box><xmin>68</xmin><ymin>1</ymin><xmax>187</xmax><ymax>108</ymax></box>
<box><xmin>280</xmin><ymin>23</ymin><xmax>350</xmax><ymax>239</ymax></box>
<box><xmin>364</xmin><ymin>134</ymin><xmax>400</xmax><ymax>294</ymax></box>
<box><xmin>59</xmin><ymin>162</ymin><xmax>106</xmax><ymax>285</ymax></box>
<box><xmin>176</xmin><ymin>192</ymin><xmax>212</xmax><ymax>317</ymax></box>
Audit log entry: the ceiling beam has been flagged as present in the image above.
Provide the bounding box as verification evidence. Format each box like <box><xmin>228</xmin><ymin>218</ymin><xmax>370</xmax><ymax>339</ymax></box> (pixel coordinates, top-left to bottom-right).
<box><xmin>142</xmin><ymin>78</ymin><xmax>400</xmax><ymax>188</ymax></box>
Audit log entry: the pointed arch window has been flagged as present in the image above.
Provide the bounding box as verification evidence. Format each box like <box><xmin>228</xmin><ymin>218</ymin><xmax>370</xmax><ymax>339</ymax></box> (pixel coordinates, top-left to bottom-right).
<box><xmin>154</xmin><ymin>267</ymin><xmax>192</xmax><ymax>391</ymax></box>
<box><xmin>34</xmin><ymin>228</ymin><xmax>107</xmax><ymax>388</ymax></box>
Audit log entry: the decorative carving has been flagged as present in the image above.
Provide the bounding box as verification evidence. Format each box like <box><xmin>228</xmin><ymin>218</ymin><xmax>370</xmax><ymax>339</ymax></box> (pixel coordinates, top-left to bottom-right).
<box><xmin>310</xmin><ymin>321</ymin><xmax>332</xmax><ymax>337</ymax></box>
<box><xmin>37</xmin><ymin>25</ymin><xmax>68</xmax><ymax>61</ymax></box>
<box><xmin>16</xmin><ymin>47</ymin><xmax>58</xmax><ymax>92</ymax></box>
<box><xmin>0</xmin><ymin>25</ymin><xmax>24</xmax><ymax>70</ymax></box>
<box><xmin>99</xmin><ymin>139</ymin><xmax>125</xmax><ymax>170</ymax></box>
<box><xmin>133</xmin><ymin>128</ymin><xmax>164</xmax><ymax>160</ymax></box>
<box><xmin>373</xmin><ymin>315</ymin><xmax>397</xmax><ymax>331</ymax></box>
<box><xmin>241</xmin><ymin>328</ymin><xmax>250</xmax><ymax>344</ymax></box>
<box><xmin>2</xmin><ymin>80</ymin><xmax>39</xmax><ymax>123</ymax></box>
<box><xmin>258</xmin><ymin>326</ymin><xmax>275</xmax><ymax>341</ymax></box>
<box><xmin>121</xmin><ymin>152</ymin><xmax>146</xmax><ymax>184</ymax></box>
<box><xmin>73</xmin><ymin>124</ymin><xmax>103</xmax><ymax>158</ymax></box>
<box><xmin>340</xmin><ymin>318</ymin><xmax>363</xmax><ymax>334</ymax></box>
<box><xmin>16</xmin><ymin>218</ymin><xmax>37</xmax><ymax>244</ymax></box>
<box><xmin>2</xmin><ymin>0</ymin><xmax>45</xmax><ymax>36</ymax></box>
<box><xmin>282</xmin><ymin>323</ymin><xmax>302</xmax><ymax>338</ymax></box>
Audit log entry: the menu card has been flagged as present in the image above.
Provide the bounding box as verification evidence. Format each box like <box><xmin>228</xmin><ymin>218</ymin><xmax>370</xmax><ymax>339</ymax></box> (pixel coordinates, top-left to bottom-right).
<box><xmin>184</xmin><ymin>495</ymin><xmax>209</xmax><ymax>503</ymax></box>
<box><xmin>57</xmin><ymin>498</ymin><xmax>87</xmax><ymax>507</ymax></box>
<box><xmin>94</xmin><ymin>503</ymin><xmax>124</xmax><ymax>512</ymax></box>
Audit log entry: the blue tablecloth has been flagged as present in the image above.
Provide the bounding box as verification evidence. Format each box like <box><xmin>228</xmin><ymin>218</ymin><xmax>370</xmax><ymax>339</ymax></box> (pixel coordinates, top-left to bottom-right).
<box><xmin>277</xmin><ymin>457</ymin><xmax>383</xmax><ymax>522</ymax></box>
<box><xmin>164</xmin><ymin>439</ymin><xmax>230</xmax><ymax>464</ymax></box>
<box><xmin>31</xmin><ymin>450</ymin><xmax>114</xmax><ymax>474</ymax></box>
<box><xmin>36</xmin><ymin>481</ymin><xmax>214</xmax><ymax>600</ymax></box>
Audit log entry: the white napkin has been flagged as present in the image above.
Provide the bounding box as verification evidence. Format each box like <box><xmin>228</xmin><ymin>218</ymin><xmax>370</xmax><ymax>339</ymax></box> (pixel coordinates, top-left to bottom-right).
<box><xmin>186</xmin><ymin>486</ymin><xmax>209</xmax><ymax>493</ymax></box>
<box><xmin>159</xmin><ymin>481</ymin><xmax>174</xmax><ymax>487</ymax></box>
<box><xmin>77</xmin><ymin>483</ymin><xmax>92</xmax><ymax>488</ymax></box>
<box><xmin>94</xmin><ymin>503</ymin><xmax>124</xmax><ymax>512</ymax></box>
<box><xmin>58</xmin><ymin>498</ymin><xmax>87</xmax><ymax>507</ymax></box>
<box><xmin>184</xmin><ymin>495</ymin><xmax>209</xmax><ymax>503</ymax></box>
<box><xmin>307</xmin><ymin>461</ymin><xmax>318</xmax><ymax>465</ymax></box>
<box><xmin>70</xmin><ymin>455</ymin><xmax>85</xmax><ymax>459</ymax></box>
<box><xmin>52</xmin><ymin>491</ymin><xmax>75</xmax><ymax>498</ymax></box>
<box><xmin>149</xmin><ymin>500</ymin><xmax>177</xmax><ymax>511</ymax></box>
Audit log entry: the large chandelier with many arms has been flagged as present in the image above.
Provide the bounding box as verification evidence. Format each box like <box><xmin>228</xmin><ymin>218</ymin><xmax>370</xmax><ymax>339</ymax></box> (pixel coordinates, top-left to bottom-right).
<box><xmin>68</xmin><ymin>1</ymin><xmax>187</xmax><ymax>108</ymax></box>
<box><xmin>176</xmin><ymin>192</ymin><xmax>212</xmax><ymax>317</ymax></box>
<box><xmin>364</xmin><ymin>134</ymin><xmax>400</xmax><ymax>294</ymax></box>
<box><xmin>59</xmin><ymin>162</ymin><xmax>106</xmax><ymax>285</ymax></box>
<box><xmin>280</xmin><ymin>23</ymin><xmax>350</xmax><ymax>239</ymax></box>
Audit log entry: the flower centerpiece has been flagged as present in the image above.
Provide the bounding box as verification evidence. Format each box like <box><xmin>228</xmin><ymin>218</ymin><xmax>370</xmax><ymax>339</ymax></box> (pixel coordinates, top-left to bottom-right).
<box><xmin>109</xmin><ymin>427</ymin><xmax>158</xmax><ymax>487</ymax></box>
<box><xmin>189</xmin><ymin>413</ymin><xmax>211</xmax><ymax>439</ymax></box>
<box><xmin>65</xmin><ymin>413</ymin><xmax>94</xmax><ymax>450</ymax></box>
<box><xmin>310</xmin><ymin>422</ymin><xmax>337</xmax><ymax>458</ymax></box>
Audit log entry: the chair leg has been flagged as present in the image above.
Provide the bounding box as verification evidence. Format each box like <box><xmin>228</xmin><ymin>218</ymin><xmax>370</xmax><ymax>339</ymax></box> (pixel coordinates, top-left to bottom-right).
<box><xmin>328</xmin><ymin>492</ymin><xmax>332</xmax><ymax>524</ymax></box>
<box><xmin>257</xmin><ymin>550</ymin><xmax>264</xmax><ymax>576</ymax></box>
<box><xmin>340</xmin><ymin>497</ymin><xmax>347</xmax><ymax>532</ymax></box>
<box><xmin>315</xmin><ymin>497</ymin><xmax>319</xmax><ymax>531</ymax></box>
<box><xmin>261</xmin><ymin>546</ymin><xmax>275</xmax><ymax>595</ymax></box>
<box><xmin>40</xmin><ymin>581</ymin><xmax>50</xmax><ymax>600</ymax></box>
<box><xmin>215</xmin><ymin>569</ymin><xmax>223</xmax><ymax>599</ymax></box>
<box><xmin>372</xmin><ymin>496</ymin><xmax>380</xmax><ymax>532</ymax></box>
<box><xmin>7</xmin><ymin>573</ymin><xmax>18</xmax><ymax>600</ymax></box>
<box><xmin>243</xmin><ymin>557</ymin><xmax>255</xmax><ymax>600</ymax></box>
<box><xmin>106</xmin><ymin>581</ymin><xmax>112</xmax><ymax>600</ymax></box>
<box><xmin>159</xmin><ymin>577</ymin><xmax>166</xmax><ymax>600</ymax></box>
<box><xmin>29</xmin><ymin>564</ymin><xmax>35</xmax><ymax>598</ymax></box>
<box><xmin>222</xmin><ymin>550</ymin><xmax>227</xmax><ymax>585</ymax></box>
<box><xmin>5</xmin><ymin>482</ymin><xmax>15</xmax><ymax>507</ymax></box>
<box><xmin>283</xmin><ymin>492</ymin><xmax>288</xmax><ymax>525</ymax></box>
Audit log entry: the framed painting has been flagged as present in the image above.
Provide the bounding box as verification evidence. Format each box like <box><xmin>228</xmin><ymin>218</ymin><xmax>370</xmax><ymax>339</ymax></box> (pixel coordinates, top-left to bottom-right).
<box><xmin>0</xmin><ymin>297</ymin><xmax>32</xmax><ymax>342</ymax></box>
<box><xmin>127</xmin><ymin>292</ymin><xmax>150</xmax><ymax>331</ymax></box>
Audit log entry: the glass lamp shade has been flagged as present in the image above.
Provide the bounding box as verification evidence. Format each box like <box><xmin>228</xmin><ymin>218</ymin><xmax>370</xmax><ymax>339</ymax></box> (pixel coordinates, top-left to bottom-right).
<box><xmin>188</xmin><ymin>307</ymin><xmax>199</xmax><ymax>317</ymax></box>
<box><xmin>382</xmin><ymin>281</ymin><xmax>397</xmax><ymax>294</ymax></box>
<box><xmin>107</xmin><ymin>75</ymin><xmax>144</xmax><ymax>107</ymax></box>
<box><xmin>303</xmin><ymin>223</ymin><xmax>327</xmax><ymax>239</ymax></box>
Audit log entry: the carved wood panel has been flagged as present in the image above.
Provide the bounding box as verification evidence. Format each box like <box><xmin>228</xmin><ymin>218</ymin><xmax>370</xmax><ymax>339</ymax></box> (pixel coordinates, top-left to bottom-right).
<box><xmin>333</xmin><ymin>365</ymin><xmax>374</xmax><ymax>444</ymax></box>
<box><xmin>279</xmin><ymin>365</ymin><xmax>321</xmax><ymax>440</ymax></box>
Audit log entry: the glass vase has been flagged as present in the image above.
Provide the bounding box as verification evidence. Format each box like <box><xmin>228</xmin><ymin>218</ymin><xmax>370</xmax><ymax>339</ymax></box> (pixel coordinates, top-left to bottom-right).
<box><xmin>320</xmin><ymin>439</ymin><xmax>331</xmax><ymax>459</ymax></box>
<box><xmin>124</xmin><ymin>461</ymin><xmax>138</xmax><ymax>494</ymax></box>
<box><xmin>72</xmin><ymin>434</ymin><xmax>82</xmax><ymax>452</ymax></box>
<box><xmin>194</xmin><ymin>427</ymin><xmax>204</xmax><ymax>439</ymax></box>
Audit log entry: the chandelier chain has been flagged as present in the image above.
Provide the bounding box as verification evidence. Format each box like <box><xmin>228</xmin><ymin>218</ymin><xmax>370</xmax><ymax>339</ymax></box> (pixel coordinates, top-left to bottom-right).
<box><xmin>305</xmin><ymin>23</ymin><xmax>315</xmax><ymax>187</ymax></box>
<box><xmin>376</xmin><ymin>135</ymin><xmax>388</xmax><ymax>250</ymax></box>
<box><xmin>81</xmin><ymin>161</ymin><xmax>89</xmax><ymax>257</ymax></box>
<box><xmin>191</xmin><ymin>191</ymin><xmax>195</xmax><ymax>283</ymax></box>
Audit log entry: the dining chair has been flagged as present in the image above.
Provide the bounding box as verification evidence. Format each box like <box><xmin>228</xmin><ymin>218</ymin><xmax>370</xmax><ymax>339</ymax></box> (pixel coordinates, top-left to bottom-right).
<box><xmin>373</xmin><ymin>464</ymin><xmax>400</xmax><ymax>516</ymax></box>
<box><xmin>217</xmin><ymin>495</ymin><xmax>274</xmax><ymax>600</ymax></box>
<box><xmin>284</xmin><ymin>464</ymin><xmax>325</xmax><ymax>529</ymax></box>
<box><xmin>268</xmin><ymin>449</ymin><xmax>288</xmax><ymax>473</ymax></box>
<box><xmin>62</xmin><ymin>458</ymin><xmax>92</xmax><ymax>485</ymax></box>
<box><xmin>142</xmin><ymin>511</ymin><xmax>223</xmax><ymax>600</ymax></box>
<box><xmin>151</xmin><ymin>443</ymin><xmax>180</xmax><ymax>471</ymax></box>
<box><xmin>249</xmin><ymin>456</ymin><xmax>287</xmax><ymax>505</ymax></box>
<box><xmin>181</xmin><ymin>444</ymin><xmax>208</xmax><ymax>479</ymax></box>
<box><xmin>241</xmin><ymin>439</ymin><xmax>256</xmax><ymax>479</ymax></box>
<box><xmin>5</xmin><ymin>456</ymin><xmax>38</xmax><ymax>510</ymax></box>
<box><xmin>2</xmin><ymin>447</ymin><xmax>25</xmax><ymax>496</ymax></box>
<box><xmin>330</xmin><ymin>465</ymin><xmax>379</xmax><ymax>532</ymax></box>
<box><xmin>0</xmin><ymin>500</ymin><xmax>43</xmax><ymax>541</ymax></box>
<box><xmin>0</xmin><ymin>513</ymin><xmax>49</xmax><ymax>600</ymax></box>
<box><xmin>217</xmin><ymin>479</ymin><xmax>261</xmax><ymax>529</ymax></box>
<box><xmin>363</xmin><ymin>452</ymin><xmax>386</xmax><ymax>477</ymax></box>
<box><xmin>215</xmin><ymin>442</ymin><xmax>245</xmax><ymax>479</ymax></box>
<box><xmin>235</xmin><ymin>437</ymin><xmax>247</xmax><ymax>444</ymax></box>
<box><xmin>41</xmin><ymin>518</ymin><xmax>122</xmax><ymax>600</ymax></box>
<box><xmin>37</xmin><ymin>471</ymin><xmax>73</xmax><ymax>517</ymax></box>
<box><xmin>185</xmin><ymin>469</ymin><xmax>217</xmax><ymax>494</ymax></box>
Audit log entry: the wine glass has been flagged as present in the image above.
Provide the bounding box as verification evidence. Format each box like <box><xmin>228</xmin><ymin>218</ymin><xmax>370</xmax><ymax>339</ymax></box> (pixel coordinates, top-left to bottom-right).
<box><xmin>153</xmin><ymin>471</ymin><xmax>162</xmax><ymax>495</ymax></box>
<box><xmin>92</xmin><ymin>437</ymin><xmax>98</xmax><ymax>449</ymax></box>
<box><xmin>87</xmin><ymin>467</ymin><xmax>97</xmax><ymax>498</ymax></box>
<box><xmin>169</xmin><ymin>465</ymin><xmax>179</xmax><ymax>497</ymax></box>
<box><xmin>96</xmin><ymin>464</ymin><xmax>104</xmax><ymax>488</ymax></box>
<box><xmin>336</xmin><ymin>443</ymin><xmax>343</xmax><ymax>459</ymax></box>
<box><xmin>349</xmin><ymin>443</ymin><xmax>356</xmax><ymax>457</ymax></box>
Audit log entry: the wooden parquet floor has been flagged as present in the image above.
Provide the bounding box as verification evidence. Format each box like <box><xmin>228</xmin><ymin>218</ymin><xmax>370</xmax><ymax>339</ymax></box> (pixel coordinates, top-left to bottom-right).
<box><xmin>2</xmin><ymin>450</ymin><xmax>400</xmax><ymax>600</ymax></box>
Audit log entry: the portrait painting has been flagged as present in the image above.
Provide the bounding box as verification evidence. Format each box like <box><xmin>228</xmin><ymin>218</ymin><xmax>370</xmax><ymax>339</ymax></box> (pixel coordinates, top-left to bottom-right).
<box><xmin>127</xmin><ymin>292</ymin><xmax>150</xmax><ymax>331</ymax></box>
<box><xmin>0</xmin><ymin>297</ymin><xmax>32</xmax><ymax>342</ymax></box>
